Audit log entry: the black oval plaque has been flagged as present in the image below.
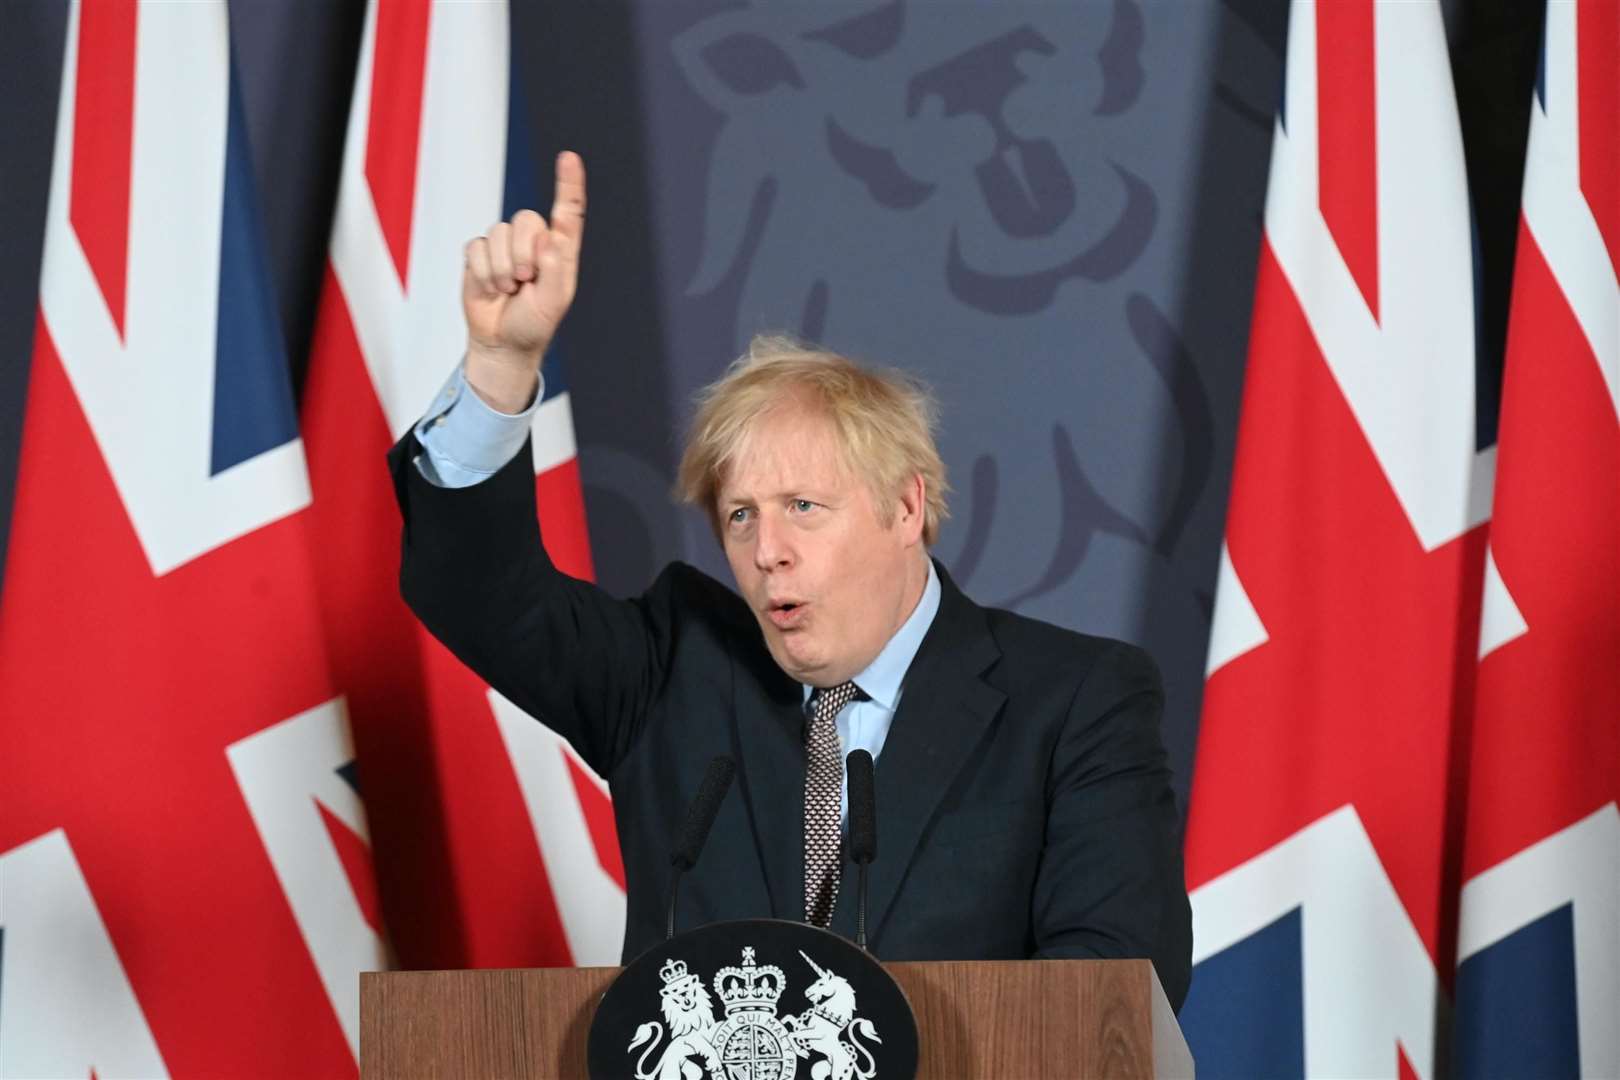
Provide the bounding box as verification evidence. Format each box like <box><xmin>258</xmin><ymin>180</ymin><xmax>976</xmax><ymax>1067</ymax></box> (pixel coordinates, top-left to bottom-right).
<box><xmin>588</xmin><ymin>918</ymin><xmax>918</xmax><ymax>1079</ymax></box>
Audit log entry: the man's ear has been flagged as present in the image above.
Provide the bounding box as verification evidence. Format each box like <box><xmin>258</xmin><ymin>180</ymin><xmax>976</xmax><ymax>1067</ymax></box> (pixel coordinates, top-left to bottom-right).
<box><xmin>895</xmin><ymin>473</ymin><xmax>926</xmax><ymax>545</ymax></box>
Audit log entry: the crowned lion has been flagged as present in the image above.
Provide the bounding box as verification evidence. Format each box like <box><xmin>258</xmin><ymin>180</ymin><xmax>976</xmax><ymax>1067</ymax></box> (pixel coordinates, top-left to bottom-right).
<box><xmin>629</xmin><ymin>959</ymin><xmax>723</xmax><ymax>1080</ymax></box>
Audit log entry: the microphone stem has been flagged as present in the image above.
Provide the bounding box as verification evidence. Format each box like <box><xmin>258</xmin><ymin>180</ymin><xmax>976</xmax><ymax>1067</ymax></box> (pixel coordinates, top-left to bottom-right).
<box><xmin>855</xmin><ymin>860</ymin><xmax>870</xmax><ymax>951</ymax></box>
<box><xmin>667</xmin><ymin>869</ymin><xmax>684</xmax><ymax>940</ymax></box>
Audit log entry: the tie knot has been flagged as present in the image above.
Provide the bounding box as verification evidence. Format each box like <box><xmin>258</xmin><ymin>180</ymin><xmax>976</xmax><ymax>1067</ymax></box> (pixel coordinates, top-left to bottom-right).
<box><xmin>809</xmin><ymin>680</ymin><xmax>864</xmax><ymax>723</ymax></box>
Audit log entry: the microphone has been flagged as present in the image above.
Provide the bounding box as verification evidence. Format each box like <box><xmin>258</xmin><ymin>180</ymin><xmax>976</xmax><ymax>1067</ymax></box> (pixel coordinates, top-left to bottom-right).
<box><xmin>846</xmin><ymin>749</ymin><xmax>877</xmax><ymax>950</ymax></box>
<box><xmin>666</xmin><ymin>755</ymin><xmax>737</xmax><ymax>939</ymax></box>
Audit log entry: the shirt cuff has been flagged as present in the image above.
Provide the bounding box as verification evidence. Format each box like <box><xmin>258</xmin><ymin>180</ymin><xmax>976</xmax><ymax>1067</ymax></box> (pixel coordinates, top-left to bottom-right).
<box><xmin>413</xmin><ymin>363</ymin><xmax>542</xmax><ymax>488</ymax></box>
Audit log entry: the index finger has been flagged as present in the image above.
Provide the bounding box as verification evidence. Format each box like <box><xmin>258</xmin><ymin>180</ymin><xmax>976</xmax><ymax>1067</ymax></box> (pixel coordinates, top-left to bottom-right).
<box><xmin>549</xmin><ymin>151</ymin><xmax>586</xmax><ymax>249</ymax></box>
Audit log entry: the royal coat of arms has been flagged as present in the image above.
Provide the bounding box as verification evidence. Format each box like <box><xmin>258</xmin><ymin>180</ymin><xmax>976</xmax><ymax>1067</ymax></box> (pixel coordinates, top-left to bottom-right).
<box><xmin>627</xmin><ymin>946</ymin><xmax>883</xmax><ymax>1080</ymax></box>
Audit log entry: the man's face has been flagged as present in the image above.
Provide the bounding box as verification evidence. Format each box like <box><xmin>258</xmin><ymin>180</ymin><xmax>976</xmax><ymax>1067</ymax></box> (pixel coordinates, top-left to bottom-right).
<box><xmin>719</xmin><ymin>404</ymin><xmax>925</xmax><ymax>688</ymax></box>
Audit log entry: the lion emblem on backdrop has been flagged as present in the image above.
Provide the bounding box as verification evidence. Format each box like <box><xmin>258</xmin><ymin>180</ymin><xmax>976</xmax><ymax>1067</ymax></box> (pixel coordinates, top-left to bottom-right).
<box><xmin>671</xmin><ymin>0</ymin><xmax>1279</xmax><ymax>713</ymax></box>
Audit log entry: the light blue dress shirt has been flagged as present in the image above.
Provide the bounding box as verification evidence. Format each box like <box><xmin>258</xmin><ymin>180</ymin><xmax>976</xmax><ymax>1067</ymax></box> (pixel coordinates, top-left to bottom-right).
<box><xmin>413</xmin><ymin>364</ymin><xmax>540</xmax><ymax>487</ymax></box>
<box><xmin>416</xmin><ymin>362</ymin><xmax>944</xmax><ymax>822</ymax></box>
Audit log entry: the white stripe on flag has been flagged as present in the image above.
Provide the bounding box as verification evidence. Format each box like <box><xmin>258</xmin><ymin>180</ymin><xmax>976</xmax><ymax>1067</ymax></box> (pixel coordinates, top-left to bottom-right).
<box><xmin>531</xmin><ymin>391</ymin><xmax>578</xmax><ymax>477</ymax></box>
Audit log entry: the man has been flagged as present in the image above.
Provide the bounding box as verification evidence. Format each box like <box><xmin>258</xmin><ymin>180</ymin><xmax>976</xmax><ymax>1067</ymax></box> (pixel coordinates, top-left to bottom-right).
<box><xmin>389</xmin><ymin>153</ymin><xmax>1192</xmax><ymax>1008</ymax></box>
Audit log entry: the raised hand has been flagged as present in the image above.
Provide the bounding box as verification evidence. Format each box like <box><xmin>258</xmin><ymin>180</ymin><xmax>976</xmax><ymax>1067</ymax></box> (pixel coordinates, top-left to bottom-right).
<box><xmin>461</xmin><ymin>151</ymin><xmax>586</xmax><ymax>412</ymax></box>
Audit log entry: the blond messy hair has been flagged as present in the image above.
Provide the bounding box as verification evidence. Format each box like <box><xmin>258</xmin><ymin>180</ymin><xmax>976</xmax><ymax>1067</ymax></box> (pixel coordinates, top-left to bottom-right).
<box><xmin>676</xmin><ymin>335</ymin><xmax>950</xmax><ymax>545</ymax></box>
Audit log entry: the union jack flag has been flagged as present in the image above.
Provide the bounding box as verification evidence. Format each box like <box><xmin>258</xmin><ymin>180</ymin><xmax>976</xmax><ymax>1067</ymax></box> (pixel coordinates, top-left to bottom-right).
<box><xmin>1180</xmin><ymin>1</ymin><xmax>1494</xmax><ymax>1075</ymax></box>
<box><xmin>300</xmin><ymin>0</ymin><xmax>625</xmax><ymax>971</ymax></box>
<box><xmin>1455</xmin><ymin>2</ymin><xmax>1619</xmax><ymax>1075</ymax></box>
<box><xmin>0</xmin><ymin>2</ymin><xmax>384</xmax><ymax>1076</ymax></box>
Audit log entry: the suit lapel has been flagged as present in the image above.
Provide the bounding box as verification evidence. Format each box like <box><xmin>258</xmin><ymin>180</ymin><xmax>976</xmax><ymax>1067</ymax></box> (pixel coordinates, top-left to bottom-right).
<box><xmin>832</xmin><ymin>563</ymin><xmax>1005</xmax><ymax>945</ymax></box>
<box><xmin>731</xmin><ymin>641</ymin><xmax>807</xmax><ymax>921</ymax></box>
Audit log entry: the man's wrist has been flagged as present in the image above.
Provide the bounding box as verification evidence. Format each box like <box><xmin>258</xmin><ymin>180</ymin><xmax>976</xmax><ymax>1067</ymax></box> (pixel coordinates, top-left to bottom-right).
<box><xmin>464</xmin><ymin>346</ymin><xmax>541</xmax><ymax>414</ymax></box>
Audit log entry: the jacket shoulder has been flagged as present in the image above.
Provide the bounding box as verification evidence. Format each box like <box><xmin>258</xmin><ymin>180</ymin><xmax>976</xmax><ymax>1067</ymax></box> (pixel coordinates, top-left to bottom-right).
<box><xmin>977</xmin><ymin>603</ymin><xmax>1162</xmax><ymax>701</ymax></box>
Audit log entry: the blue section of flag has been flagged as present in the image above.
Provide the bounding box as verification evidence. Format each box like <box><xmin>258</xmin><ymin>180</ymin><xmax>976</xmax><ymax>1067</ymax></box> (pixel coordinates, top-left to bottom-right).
<box><xmin>1535</xmin><ymin>26</ymin><xmax>1547</xmax><ymax>113</ymax></box>
<box><xmin>1277</xmin><ymin>40</ymin><xmax>1288</xmax><ymax>136</ymax></box>
<box><xmin>501</xmin><ymin>53</ymin><xmax>538</xmax><ymax>228</ymax></box>
<box><xmin>336</xmin><ymin>760</ymin><xmax>362</xmax><ymax>797</ymax></box>
<box><xmin>1455</xmin><ymin>903</ymin><xmax>1580</xmax><ymax>1079</ymax></box>
<box><xmin>0</xmin><ymin>1</ymin><xmax>69</xmax><ymax>597</ymax></box>
<box><xmin>503</xmin><ymin>53</ymin><xmax>569</xmax><ymax>403</ymax></box>
<box><xmin>211</xmin><ymin>58</ymin><xmax>298</xmax><ymax>476</ymax></box>
<box><xmin>1179</xmin><ymin>907</ymin><xmax>1305</xmax><ymax>1079</ymax></box>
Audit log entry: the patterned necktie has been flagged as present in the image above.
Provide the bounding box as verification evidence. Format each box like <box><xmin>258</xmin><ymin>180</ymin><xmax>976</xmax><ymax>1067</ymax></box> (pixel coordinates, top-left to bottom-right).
<box><xmin>804</xmin><ymin>680</ymin><xmax>862</xmax><ymax>927</ymax></box>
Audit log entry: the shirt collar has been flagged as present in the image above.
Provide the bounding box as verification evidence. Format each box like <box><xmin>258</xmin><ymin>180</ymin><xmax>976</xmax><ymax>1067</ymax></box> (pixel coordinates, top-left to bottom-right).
<box><xmin>802</xmin><ymin>558</ymin><xmax>941</xmax><ymax>710</ymax></box>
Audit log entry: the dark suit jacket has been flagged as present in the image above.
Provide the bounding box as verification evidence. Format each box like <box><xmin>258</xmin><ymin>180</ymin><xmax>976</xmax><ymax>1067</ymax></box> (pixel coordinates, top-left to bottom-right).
<box><xmin>389</xmin><ymin>433</ymin><xmax>1192</xmax><ymax>1009</ymax></box>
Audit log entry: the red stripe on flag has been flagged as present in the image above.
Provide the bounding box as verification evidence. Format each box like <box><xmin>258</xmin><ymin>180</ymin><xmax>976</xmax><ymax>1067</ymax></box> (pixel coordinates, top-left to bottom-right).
<box><xmin>1578</xmin><ymin>0</ymin><xmax>1618</xmax><ymax>273</ymax></box>
<box><xmin>536</xmin><ymin>457</ymin><xmax>596</xmax><ymax>582</ymax></box>
<box><xmin>365</xmin><ymin>0</ymin><xmax>433</xmax><ymax>288</ymax></box>
<box><xmin>1398</xmin><ymin>1043</ymin><xmax>1419</xmax><ymax>1080</ymax></box>
<box><xmin>565</xmin><ymin>750</ymin><xmax>626</xmax><ymax>890</ymax></box>
<box><xmin>69</xmin><ymin>1</ymin><xmax>136</xmax><ymax>339</ymax></box>
<box><xmin>1316</xmin><ymin>0</ymin><xmax>1380</xmax><ymax>321</ymax></box>
<box><xmin>316</xmin><ymin>799</ymin><xmax>385</xmax><ymax>938</ymax></box>
<box><xmin>1463</xmin><ymin>223</ymin><xmax>1620</xmax><ymax>880</ymax></box>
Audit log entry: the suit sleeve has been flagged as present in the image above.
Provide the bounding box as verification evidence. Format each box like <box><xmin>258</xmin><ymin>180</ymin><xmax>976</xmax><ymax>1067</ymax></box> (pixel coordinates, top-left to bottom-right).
<box><xmin>1030</xmin><ymin>642</ymin><xmax>1193</xmax><ymax>1011</ymax></box>
<box><xmin>387</xmin><ymin>430</ymin><xmax>677</xmax><ymax>777</ymax></box>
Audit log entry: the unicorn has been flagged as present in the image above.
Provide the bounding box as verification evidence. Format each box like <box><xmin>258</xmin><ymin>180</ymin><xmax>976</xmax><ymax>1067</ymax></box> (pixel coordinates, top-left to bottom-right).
<box><xmin>785</xmin><ymin>951</ymin><xmax>881</xmax><ymax>1080</ymax></box>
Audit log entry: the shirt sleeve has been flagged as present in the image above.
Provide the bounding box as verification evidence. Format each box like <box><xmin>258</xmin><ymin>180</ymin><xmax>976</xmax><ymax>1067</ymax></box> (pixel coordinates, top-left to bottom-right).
<box><xmin>412</xmin><ymin>363</ymin><xmax>542</xmax><ymax>488</ymax></box>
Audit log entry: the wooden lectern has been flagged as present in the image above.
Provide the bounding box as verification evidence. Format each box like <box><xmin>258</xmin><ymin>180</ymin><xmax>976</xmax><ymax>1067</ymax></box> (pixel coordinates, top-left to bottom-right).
<box><xmin>360</xmin><ymin>959</ymin><xmax>1193</xmax><ymax>1078</ymax></box>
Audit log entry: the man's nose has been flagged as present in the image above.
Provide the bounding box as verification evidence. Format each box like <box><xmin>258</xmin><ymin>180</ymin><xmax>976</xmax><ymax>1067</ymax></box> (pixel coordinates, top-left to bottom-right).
<box><xmin>753</xmin><ymin>511</ymin><xmax>794</xmax><ymax>571</ymax></box>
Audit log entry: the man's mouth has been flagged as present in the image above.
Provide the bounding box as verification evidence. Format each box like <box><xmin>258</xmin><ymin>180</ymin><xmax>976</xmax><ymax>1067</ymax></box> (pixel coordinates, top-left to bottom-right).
<box><xmin>767</xmin><ymin>600</ymin><xmax>808</xmax><ymax>630</ymax></box>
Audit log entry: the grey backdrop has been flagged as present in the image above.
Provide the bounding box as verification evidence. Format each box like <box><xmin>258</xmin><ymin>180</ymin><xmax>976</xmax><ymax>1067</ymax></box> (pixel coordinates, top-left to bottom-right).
<box><xmin>526</xmin><ymin>0</ymin><xmax>1287</xmax><ymax>811</ymax></box>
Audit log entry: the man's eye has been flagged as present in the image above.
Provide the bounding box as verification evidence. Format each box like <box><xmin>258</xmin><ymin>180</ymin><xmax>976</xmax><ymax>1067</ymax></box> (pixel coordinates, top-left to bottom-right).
<box><xmin>791</xmin><ymin>499</ymin><xmax>815</xmax><ymax>513</ymax></box>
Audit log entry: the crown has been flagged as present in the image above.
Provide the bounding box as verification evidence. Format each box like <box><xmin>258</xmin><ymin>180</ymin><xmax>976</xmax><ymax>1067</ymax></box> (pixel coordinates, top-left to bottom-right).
<box><xmin>659</xmin><ymin>957</ymin><xmax>701</xmax><ymax>996</ymax></box>
<box><xmin>713</xmin><ymin>947</ymin><xmax>785</xmax><ymax>1014</ymax></box>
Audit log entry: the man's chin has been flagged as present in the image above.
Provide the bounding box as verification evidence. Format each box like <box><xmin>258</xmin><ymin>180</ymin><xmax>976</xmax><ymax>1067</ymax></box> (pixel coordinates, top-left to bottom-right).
<box><xmin>765</xmin><ymin>636</ymin><xmax>823</xmax><ymax>685</ymax></box>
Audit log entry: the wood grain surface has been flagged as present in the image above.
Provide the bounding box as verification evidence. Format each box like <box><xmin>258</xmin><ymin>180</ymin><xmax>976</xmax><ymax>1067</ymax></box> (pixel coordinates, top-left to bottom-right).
<box><xmin>360</xmin><ymin>959</ymin><xmax>1192</xmax><ymax>1078</ymax></box>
